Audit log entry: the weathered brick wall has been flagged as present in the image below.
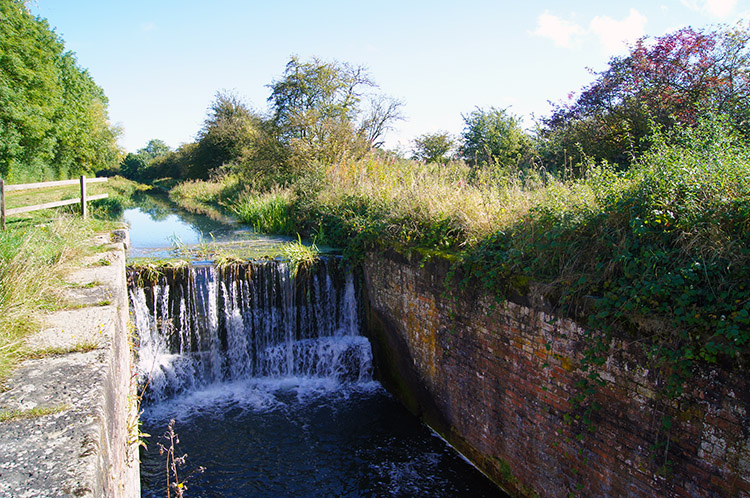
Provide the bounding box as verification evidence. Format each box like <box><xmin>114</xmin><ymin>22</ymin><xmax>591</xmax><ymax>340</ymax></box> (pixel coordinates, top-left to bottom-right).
<box><xmin>362</xmin><ymin>251</ymin><xmax>749</xmax><ymax>498</ymax></box>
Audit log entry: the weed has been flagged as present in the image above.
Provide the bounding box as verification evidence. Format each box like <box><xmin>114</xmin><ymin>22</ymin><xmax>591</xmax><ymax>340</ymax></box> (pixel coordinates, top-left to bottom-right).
<box><xmin>157</xmin><ymin>418</ymin><xmax>205</xmax><ymax>498</ymax></box>
<box><xmin>281</xmin><ymin>235</ymin><xmax>319</xmax><ymax>277</ymax></box>
<box><xmin>65</xmin><ymin>281</ymin><xmax>102</xmax><ymax>289</ymax></box>
<box><xmin>0</xmin><ymin>404</ymin><xmax>68</xmax><ymax>423</ymax></box>
<box><xmin>22</xmin><ymin>340</ymin><xmax>100</xmax><ymax>359</ymax></box>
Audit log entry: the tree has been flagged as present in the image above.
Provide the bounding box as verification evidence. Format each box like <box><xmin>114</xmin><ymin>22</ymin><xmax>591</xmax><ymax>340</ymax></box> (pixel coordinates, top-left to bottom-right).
<box><xmin>117</xmin><ymin>140</ymin><xmax>171</xmax><ymax>180</ymax></box>
<box><xmin>541</xmin><ymin>23</ymin><xmax>750</xmax><ymax>167</ymax></box>
<box><xmin>0</xmin><ymin>0</ymin><xmax>120</xmax><ymax>181</ymax></box>
<box><xmin>361</xmin><ymin>93</ymin><xmax>404</xmax><ymax>148</ymax></box>
<box><xmin>144</xmin><ymin>142</ymin><xmax>197</xmax><ymax>181</ymax></box>
<box><xmin>411</xmin><ymin>131</ymin><xmax>455</xmax><ymax>163</ymax></box>
<box><xmin>191</xmin><ymin>90</ymin><xmax>261</xmax><ymax>179</ymax></box>
<box><xmin>267</xmin><ymin>56</ymin><xmax>402</xmax><ymax>168</ymax></box>
<box><xmin>137</xmin><ymin>139</ymin><xmax>171</xmax><ymax>162</ymax></box>
<box><xmin>120</xmin><ymin>152</ymin><xmax>147</xmax><ymax>179</ymax></box>
<box><xmin>460</xmin><ymin>107</ymin><xmax>531</xmax><ymax>167</ymax></box>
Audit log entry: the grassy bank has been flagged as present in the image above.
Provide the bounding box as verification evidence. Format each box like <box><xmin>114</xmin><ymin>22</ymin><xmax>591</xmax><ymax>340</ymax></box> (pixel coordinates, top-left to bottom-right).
<box><xmin>0</xmin><ymin>177</ymin><xmax>140</xmax><ymax>379</ymax></box>
<box><xmin>166</xmin><ymin>119</ymin><xmax>749</xmax><ymax>394</ymax></box>
<box><xmin>0</xmin><ymin>218</ymin><xmax>102</xmax><ymax>378</ymax></box>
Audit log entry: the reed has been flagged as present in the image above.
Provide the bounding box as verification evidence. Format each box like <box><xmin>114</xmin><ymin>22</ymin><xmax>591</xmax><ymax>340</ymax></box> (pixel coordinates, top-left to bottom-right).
<box><xmin>233</xmin><ymin>188</ymin><xmax>295</xmax><ymax>235</ymax></box>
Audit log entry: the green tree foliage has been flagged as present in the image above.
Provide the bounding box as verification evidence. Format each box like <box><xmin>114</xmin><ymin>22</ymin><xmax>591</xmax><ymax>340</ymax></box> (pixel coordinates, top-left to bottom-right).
<box><xmin>117</xmin><ymin>139</ymin><xmax>171</xmax><ymax>180</ymax></box>
<box><xmin>460</xmin><ymin>107</ymin><xmax>531</xmax><ymax>167</ymax></box>
<box><xmin>267</xmin><ymin>56</ymin><xmax>402</xmax><ymax>170</ymax></box>
<box><xmin>132</xmin><ymin>57</ymin><xmax>402</xmax><ymax>184</ymax></box>
<box><xmin>137</xmin><ymin>139</ymin><xmax>171</xmax><ymax>162</ymax></box>
<box><xmin>541</xmin><ymin>23</ymin><xmax>750</xmax><ymax>168</ymax></box>
<box><xmin>0</xmin><ymin>0</ymin><xmax>120</xmax><ymax>181</ymax></box>
<box><xmin>120</xmin><ymin>153</ymin><xmax>147</xmax><ymax>179</ymax></box>
<box><xmin>411</xmin><ymin>131</ymin><xmax>455</xmax><ymax>163</ymax></box>
<box><xmin>151</xmin><ymin>143</ymin><xmax>198</xmax><ymax>180</ymax></box>
<box><xmin>130</xmin><ymin>92</ymin><xmax>264</xmax><ymax>182</ymax></box>
<box><xmin>191</xmin><ymin>91</ymin><xmax>261</xmax><ymax>179</ymax></box>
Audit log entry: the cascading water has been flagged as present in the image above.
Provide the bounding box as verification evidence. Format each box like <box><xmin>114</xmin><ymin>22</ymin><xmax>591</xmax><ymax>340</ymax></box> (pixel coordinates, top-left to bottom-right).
<box><xmin>130</xmin><ymin>259</ymin><xmax>373</xmax><ymax>403</ymax></box>
<box><xmin>130</xmin><ymin>258</ymin><xmax>504</xmax><ymax>497</ymax></box>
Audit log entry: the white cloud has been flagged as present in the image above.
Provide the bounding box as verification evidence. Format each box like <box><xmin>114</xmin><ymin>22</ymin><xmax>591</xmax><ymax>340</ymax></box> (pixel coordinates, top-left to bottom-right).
<box><xmin>140</xmin><ymin>22</ymin><xmax>157</xmax><ymax>32</ymax></box>
<box><xmin>532</xmin><ymin>9</ymin><xmax>647</xmax><ymax>55</ymax></box>
<box><xmin>682</xmin><ymin>0</ymin><xmax>738</xmax><ymax>18</ymax></box>
<box><xmin>531</xmin><ymin>11</ymin><xmax>585</xmax><ymax>48</ymax></box>
<box><xmin>589</xmin><ymin>8</ymin><xmax>647</xmax><ymax>54</ymax></box>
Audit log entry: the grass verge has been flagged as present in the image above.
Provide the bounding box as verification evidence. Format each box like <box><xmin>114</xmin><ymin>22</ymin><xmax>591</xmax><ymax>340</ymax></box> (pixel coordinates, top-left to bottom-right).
<box><xmin>0</xmin><ymin>215</ymin><xmax>116</xmax><ymax>381</ymax></box>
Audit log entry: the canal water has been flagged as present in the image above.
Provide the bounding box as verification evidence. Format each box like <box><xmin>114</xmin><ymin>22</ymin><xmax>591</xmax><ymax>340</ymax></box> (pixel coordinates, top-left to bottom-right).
<box><xmin>126</xmin><ymin>201</ymin><xmax>505</xmax><ymax>497</ymax></box>
<box><xmin>122</xmin><ymin>191</ymin><xmax>293</xmax><ymax>260</ymax></box>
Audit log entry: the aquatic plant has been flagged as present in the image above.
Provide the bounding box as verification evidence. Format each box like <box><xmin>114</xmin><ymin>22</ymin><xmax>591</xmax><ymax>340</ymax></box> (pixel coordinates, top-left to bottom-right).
<box><xmin>281</xmin><ymin>234</ymin><xmax>319</xmax><ymax>277</ymax></box>
<box><xmin>232</xmin><ymin>188</ymin><xmax>295</xmax><ymax>235</ymax></box>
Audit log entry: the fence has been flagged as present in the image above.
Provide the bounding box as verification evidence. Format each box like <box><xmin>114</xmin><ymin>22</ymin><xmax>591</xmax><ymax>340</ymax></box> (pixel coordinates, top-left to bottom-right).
<box><xmin>0</xmin><ymin>176</ymin><xmax>108</xmax><ymax>230</ymax></box>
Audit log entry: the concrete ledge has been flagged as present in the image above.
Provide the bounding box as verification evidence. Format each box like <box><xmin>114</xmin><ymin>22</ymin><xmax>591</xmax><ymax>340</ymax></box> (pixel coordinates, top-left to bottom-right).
<box><xmin>0</xmin><ymin>234</ymin><xmax>139</xmax><ymax>497</ymax></box>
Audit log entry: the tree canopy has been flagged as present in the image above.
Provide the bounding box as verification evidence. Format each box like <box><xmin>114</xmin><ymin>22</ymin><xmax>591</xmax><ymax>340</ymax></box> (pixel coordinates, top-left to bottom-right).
<box><xmin>267</xmin><ymin>56</ymin><xmax>402</xmax><ymax>168</ymax></box>
<box><xmin>411</xmin><ymin>131</ymin><xmax>455</xmax><ymax>164</ymax></box>
<box><xmin>191</xmin><ymin>91</ymin><xmax>261</xmax><ymax>178</ymax></box>
<box><xmin>460</xmin><ymin>107</ymin><xmax>530</xmax><ymax>167</ymax></box>
<box><xmin>541</xmin><ymin>23</ymin><xmax>750</xmax><ymax>167</ymax></box>
<box><xmin>0</xmin><ymin>0</ymin><xmax>121</xmax><ymax>181</ymax></box>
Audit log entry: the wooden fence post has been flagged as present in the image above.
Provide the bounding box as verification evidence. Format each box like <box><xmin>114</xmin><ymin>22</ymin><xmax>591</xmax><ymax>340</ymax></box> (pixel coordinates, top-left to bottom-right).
<box><xmin>1</xmin><ymin>179</ymin><xmax>5</xmax><ymax>230</ymax></box>
<box><xmin>80</xmin><ymin>175</ymin><xmax>87</xmax><ymax>220</ymax></box>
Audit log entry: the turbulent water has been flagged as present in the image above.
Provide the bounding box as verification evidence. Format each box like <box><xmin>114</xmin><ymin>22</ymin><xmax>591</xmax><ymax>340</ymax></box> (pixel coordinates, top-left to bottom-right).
<box><xmin>130</xmin><ymin>259</ymin><xmax>504</xmax><ymax>497</ymax></box>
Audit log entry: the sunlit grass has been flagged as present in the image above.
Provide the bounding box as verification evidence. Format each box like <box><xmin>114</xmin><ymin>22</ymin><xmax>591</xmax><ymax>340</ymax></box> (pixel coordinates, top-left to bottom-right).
<box><xmin>0</xmin><ymin>216</ymin><xmax>111</xmax><ymax>380</ymax></box>
<box><xmin>0</xmin><ymin>404</ymin><xmax>69</xmax><ymax>423</ymax></box>
<box><xmin>170</xmin><ymin>174</ymin><xmax>242</xmax><ymax>208</ymax></box>
<box><xmin>233</xmin><ymin>188</ymin><xmax>295</xmax><ymax>234</ymax></box>
<box><xmin>2</xmin><ymin>182</ymin><xmax>110</xmax><ymax>211</ymax></box>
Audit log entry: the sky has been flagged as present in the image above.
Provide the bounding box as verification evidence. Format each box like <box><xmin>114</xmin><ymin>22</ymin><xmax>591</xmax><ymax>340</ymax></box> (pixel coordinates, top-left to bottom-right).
<box><xmin>29</xmin><ymin>0</ymin><xmax>750</xmax><ymax>154</ymax></box>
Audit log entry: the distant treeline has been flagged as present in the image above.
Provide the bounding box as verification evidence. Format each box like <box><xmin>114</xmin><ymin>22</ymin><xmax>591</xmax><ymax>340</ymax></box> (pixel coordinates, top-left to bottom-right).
<box><xmin>119</xmin><ymin>22</ymin><xmax>750</xmax><ymax>186</ymax></box>
<box><xmin>118</xmin><ymin>56</ymin><xmax>404</xmax><ymax>185</ymax></box>
<box><xmin>0</xmin><ymin>0</ymin><xmax>120</xmax><ymax>183</ymax></box>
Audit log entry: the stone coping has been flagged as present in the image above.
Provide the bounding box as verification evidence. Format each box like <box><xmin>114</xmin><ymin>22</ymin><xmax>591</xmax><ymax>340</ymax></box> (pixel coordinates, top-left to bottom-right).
<box><xmin>0</xmin><ymin>234</ymin><xmax>139</xmax><ymax>497</ymax></box>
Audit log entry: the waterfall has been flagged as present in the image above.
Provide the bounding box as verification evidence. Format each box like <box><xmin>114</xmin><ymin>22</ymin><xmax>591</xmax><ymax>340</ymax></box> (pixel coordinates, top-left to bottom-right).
<box><xmin>129</xmin><ymin>259</ymin><xmax>373</xmax><ymax>402</ymax></box>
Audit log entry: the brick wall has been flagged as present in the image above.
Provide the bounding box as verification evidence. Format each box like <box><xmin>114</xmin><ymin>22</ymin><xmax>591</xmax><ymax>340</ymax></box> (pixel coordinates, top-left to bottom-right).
<box><xmin>362</xmin><ymin>251</ymin><xmax>749</xmax><ymax>497</ymax></box>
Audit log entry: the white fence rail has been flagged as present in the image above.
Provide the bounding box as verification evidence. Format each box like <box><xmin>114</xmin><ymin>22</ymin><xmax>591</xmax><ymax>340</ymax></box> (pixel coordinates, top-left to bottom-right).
<box><xmin>0</xmin><ymin>176</ymin><xmax>108</xmax><ymax>229</ymax></box>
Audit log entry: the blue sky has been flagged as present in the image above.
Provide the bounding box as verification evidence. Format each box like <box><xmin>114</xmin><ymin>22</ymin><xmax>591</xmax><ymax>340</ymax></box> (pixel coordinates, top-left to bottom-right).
<box><xmin>30</xmin><ymin>0</ymin><xmax>749</xmax><ymax>154</ymax></box>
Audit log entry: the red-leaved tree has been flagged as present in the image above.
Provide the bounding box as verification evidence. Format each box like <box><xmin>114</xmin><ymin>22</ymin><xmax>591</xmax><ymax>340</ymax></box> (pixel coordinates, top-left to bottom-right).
<box><xmin>540</xmin><ymin>23</ymin><xmax>750</xmax><ymax>169</ymax></box>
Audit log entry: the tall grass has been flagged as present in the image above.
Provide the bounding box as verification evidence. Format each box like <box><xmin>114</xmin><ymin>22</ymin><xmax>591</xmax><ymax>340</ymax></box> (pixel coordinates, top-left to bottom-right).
<box><xmin>0</xmin><ymin>218</ymin><xmax>102</xmax><ymax>379</ymax></box>
<box><xmin>281</xmin><ymin>235</ymin><xmax>319</xmax><ymax>277</ymax></box>
<box><xmin>292</xmin><ymin>154</ymin><xmax>578</xmax><ymax>257</ymax></box>
<box><xmin>233</xmin><ymin>188</ymin><xmax>296</xmax><ymax>235</ymax></box>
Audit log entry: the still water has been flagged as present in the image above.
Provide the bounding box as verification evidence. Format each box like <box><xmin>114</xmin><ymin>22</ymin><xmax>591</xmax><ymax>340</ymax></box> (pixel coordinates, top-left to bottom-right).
<box><xmin>122</xmin><ymin>191</ymin><xmax>292</xmax><ymax>259</ymax></box>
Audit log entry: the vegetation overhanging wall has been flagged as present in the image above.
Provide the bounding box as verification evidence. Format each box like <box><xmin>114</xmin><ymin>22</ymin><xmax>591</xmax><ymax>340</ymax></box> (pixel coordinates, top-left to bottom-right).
<box><xmin>362</xmin><ymin>250</ymin><xmax>749</xmax><ymax>498</ymax></box>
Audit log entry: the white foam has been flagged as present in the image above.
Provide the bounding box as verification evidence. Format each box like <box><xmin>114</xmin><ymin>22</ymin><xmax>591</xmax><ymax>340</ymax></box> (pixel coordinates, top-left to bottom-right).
<box><xmin>143</xmin><ymin>376</ymin><xmax>383</xmax><ymax>423</ymax></box>
<box><xmin>131</xmin><ymin>260</ymin><xmax>378</xmax><ymax>413</ymax></box>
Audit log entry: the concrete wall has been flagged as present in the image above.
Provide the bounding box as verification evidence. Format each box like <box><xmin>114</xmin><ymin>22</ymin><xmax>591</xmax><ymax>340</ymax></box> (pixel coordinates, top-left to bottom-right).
<box><xmin>0</xmin><ymin>234</ymin><xmax>139</xmax><ymax>497</ymax></box>
<box><xmin>362</xmin><ymin>250</ymin><xmax>749</xmax><ymax>497</ymax></box>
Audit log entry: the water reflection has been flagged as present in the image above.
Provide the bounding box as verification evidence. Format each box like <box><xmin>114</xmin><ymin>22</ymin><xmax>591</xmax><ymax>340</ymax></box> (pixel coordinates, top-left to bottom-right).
<box><xmin>123</xmin><ymin>191</ymin><xmax>293</xmax><ymax>259</ymax></box>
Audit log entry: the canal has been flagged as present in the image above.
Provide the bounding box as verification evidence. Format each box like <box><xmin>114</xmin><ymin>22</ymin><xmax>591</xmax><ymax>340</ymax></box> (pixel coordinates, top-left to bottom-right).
<box><xmin>125</xmin><ymin>195</ymin><xmax>506</xmax><ymax>497</ymax></box>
